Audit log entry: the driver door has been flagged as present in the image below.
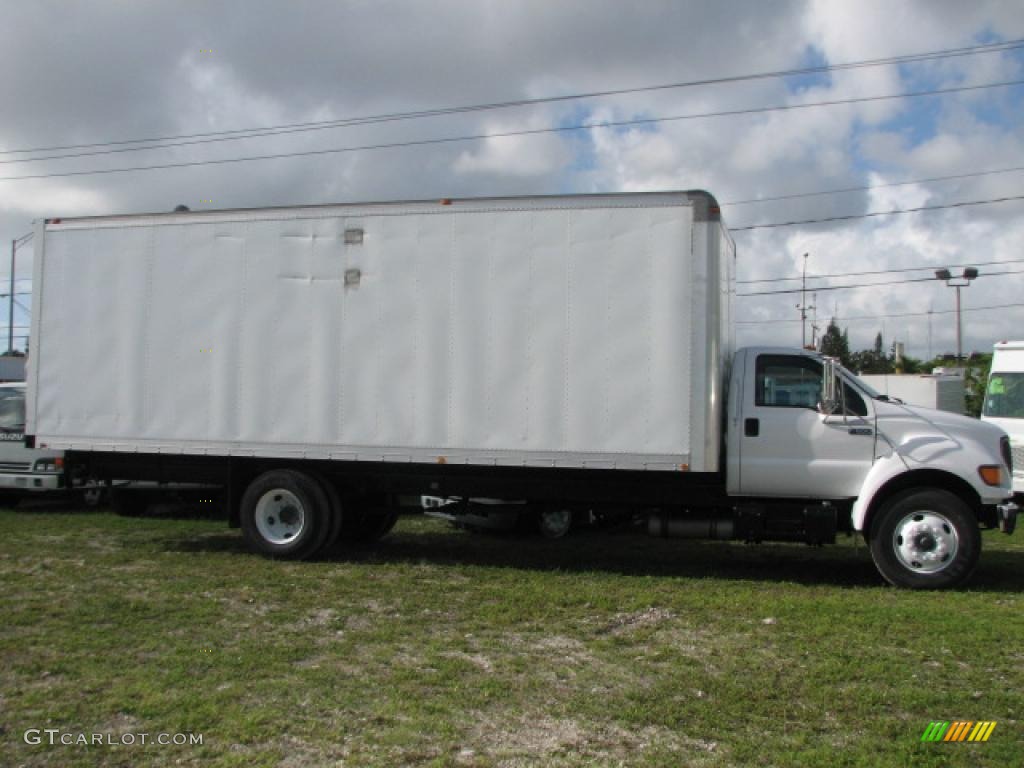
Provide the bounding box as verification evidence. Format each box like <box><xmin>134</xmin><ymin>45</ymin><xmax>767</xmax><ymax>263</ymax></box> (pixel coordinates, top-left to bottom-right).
<box><xmin>737</xmin><ymin>354</ymin><xmax>876</xmax><ymax>499</ymax></box>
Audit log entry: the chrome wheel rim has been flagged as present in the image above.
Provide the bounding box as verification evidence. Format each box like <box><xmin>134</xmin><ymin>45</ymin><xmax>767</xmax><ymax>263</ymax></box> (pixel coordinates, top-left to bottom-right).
<box><xmin>255</xmin><ymin>489</ymin><xmax>305</xmax><ymax>545</ymax></box>
<box><xmin>892</xmin><ymin>511</ymin><xmax>958</xmax><ymax>573</ymax></box>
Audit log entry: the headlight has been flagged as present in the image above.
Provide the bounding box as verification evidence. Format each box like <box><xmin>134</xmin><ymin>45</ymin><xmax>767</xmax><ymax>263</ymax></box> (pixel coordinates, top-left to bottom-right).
<box><xmin>33</xmin><ymin>458</ymin><xmax>63</xmax><ymax>473</ymax></box>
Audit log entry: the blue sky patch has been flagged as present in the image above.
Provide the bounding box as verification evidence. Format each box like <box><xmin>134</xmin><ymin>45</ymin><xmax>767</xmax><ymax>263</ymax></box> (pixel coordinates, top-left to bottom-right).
<box><xmin>784</xmin><ymin>46</ymin><xmax>832</xmax><ymax>93</ymax></box>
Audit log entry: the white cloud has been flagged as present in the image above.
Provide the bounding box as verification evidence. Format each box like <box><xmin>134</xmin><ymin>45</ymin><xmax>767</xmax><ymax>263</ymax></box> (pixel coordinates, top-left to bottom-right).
<box><xmin>1</xmin><ymin>0</ymin><xmax>1021</xmax><ymax>356</ymax></box>
<box><xmin>453</xmin><ymin>112</ymin><xmax>570</xmax><ymax>177</ymax></box>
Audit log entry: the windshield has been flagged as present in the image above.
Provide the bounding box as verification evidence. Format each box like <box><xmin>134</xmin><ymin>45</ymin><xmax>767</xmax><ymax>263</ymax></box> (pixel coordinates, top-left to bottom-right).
<box><xmin>983</xmin><ymin>372</ymin><xmax>1024</xmax><ymax>419</ymax></box>
<box><xmin>0</xmin><ymin>387</ymin><xmax>25</xmax><ymax>431</ymax></box>
<box><xmin>840</xmin><ymin>366</ymin><xmax>883</xmax><ymax>399</ymax></box>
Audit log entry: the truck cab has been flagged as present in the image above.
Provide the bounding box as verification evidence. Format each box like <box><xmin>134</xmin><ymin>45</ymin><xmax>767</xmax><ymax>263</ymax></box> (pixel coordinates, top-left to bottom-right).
<box><xmin>981</xmin><ymin>340</ymin><xmax>1024</xmax><ymax>500</ymax></box>
<box><xmin>726</xmin><ymin>347</ymin><xmax>1016</xmax><ymax>587</ymax></box>
<box><xmin>0</xmin><ymin>382</ymin><xmax>66</xmax><ymax>502</ymax></box>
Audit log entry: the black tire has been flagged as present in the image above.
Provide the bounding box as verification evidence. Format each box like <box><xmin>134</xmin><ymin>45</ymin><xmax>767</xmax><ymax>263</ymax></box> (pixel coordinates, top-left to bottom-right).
<box><xmin>81</xmin><ymin>481</ymin><xmax>107</xmax><ymax>508</ymax></box>
<box><xmin>110</xmin><ymin>488</ymin><xmax>150</xmax><ymax>517</ymax></box>
<box><xmin>240</xmin><ymin>470</ymin><xmax>331</xmax><ymax>559</ymax></box>
<box><xmin>350</xmin><ymin>508</ymin><xmax>399</xmax><ymax>543</ymax></box>
<box><xmin>308</xmin><ymin>472</ymin><xmax>344</xmax><ymax>553</ymax></box>
<box><xmin>340</xmin><ymin>493</ymin><xmax>399</xmax><ymax>544</ymax></box>
<box><xmin>537</xmin><ymin>507</ymin><xmax>573</xmax><ymax>539</ymax></box>
<box><xmin>868</xmin><ymin>488</ymin><xmax>980</xmax><ymax>589</ymax></box>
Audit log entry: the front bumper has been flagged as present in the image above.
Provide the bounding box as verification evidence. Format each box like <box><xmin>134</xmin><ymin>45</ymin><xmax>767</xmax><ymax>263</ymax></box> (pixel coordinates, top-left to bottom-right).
<box><xmin>996</xmin><ymin>500</ymin><xmax>1018</xmax><ymax>535</ymax></box>
<box><xmin>0</xmin><ymin>473</ymin><xmax>64</xmax><ymax>492</ymax></box>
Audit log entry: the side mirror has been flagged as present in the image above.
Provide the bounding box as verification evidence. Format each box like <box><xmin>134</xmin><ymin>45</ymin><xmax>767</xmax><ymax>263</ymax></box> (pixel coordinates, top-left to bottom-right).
<box><xmin>819</xmin><ymin>356</ymin><xmax>840</xmax><ymax>415</ymax></box>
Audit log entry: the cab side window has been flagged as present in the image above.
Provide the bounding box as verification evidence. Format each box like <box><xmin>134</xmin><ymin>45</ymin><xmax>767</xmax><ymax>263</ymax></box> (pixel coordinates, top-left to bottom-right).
<box><xmin>756</xmin><ymin>355</ymin><xmax>822</xmax><ymax>408</ymax></box>
<box><xmin>755</xmin><ymin>355</ymin><xmax>868</xmax><ymax>416</ymax></box>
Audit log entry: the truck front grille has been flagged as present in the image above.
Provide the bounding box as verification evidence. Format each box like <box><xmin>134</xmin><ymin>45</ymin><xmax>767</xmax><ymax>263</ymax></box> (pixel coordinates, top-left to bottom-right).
<box><xmin>1011</xmin><ymin>441</ymin><xmax>1022</xmax><ymax>474</ymax></box>
<box><xmin>0</xmin><ymin>461</ymin><xmax>31</xmax><ymax>472</ymax></box>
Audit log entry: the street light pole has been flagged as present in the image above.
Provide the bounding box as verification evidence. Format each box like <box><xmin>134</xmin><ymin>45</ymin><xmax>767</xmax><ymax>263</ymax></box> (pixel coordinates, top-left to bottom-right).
<box><xmin>935</xmin><ymin>267</ymin><xmax>978</xmax><ymax>366</ymax></box>
<box><xmin>954</xmin><ymin>283</ymin><xmax>962</xmax><ymax>364</ymax></box>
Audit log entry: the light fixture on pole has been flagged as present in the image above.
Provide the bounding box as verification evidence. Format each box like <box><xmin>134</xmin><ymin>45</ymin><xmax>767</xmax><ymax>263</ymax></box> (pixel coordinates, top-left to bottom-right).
<box><xmin>934</xmin><ymin>267</ymin><xmax>979</xmax><ymax>365</ymax></box>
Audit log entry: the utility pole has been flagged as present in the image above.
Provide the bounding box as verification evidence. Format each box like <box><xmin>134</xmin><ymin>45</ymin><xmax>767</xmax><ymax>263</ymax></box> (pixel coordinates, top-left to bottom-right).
<box><xmin>810</xmin><ymin>291</ymin><xmax>820</xmax><ymax>350</ymax></box>
<box><xmin>8</xmin><ymin>239</ymin><xmax>14</xmax><ymax>355</ymax></box>
<box><xmin>796</xmin><ymin>252</ymin><xmax>813</xmax><ymax>348</ymax></box>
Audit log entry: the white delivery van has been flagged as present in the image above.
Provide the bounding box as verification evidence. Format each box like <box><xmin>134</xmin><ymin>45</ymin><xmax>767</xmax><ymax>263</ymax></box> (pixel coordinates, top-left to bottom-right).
<box><xmin>982</xmin><ymin>341</ymin><xmax>1024</xmax><ymax>499</ymax></box>
<box><xmin>27</xmin><ymin>192</ymin><xmax>1016</xmax><ymax>588</ymax></box>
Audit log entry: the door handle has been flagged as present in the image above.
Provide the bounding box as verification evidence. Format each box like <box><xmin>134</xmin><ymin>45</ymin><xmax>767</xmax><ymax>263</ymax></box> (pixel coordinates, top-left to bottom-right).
<box><xmin>848</xmin><ymin>427</ymin><xmax>873</xmax><ymax>436</ymax></box>
<box><xmin>745</xmin><ymin>418</ymin><xmax>760</xmax><ymax>437</ymax></box>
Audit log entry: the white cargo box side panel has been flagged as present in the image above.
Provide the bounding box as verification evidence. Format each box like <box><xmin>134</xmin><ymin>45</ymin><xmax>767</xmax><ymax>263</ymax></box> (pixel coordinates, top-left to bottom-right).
<box><xmin>32</xmin><ymin>194</ymin><xmax>711</xmax><ymax>470</ymax></box>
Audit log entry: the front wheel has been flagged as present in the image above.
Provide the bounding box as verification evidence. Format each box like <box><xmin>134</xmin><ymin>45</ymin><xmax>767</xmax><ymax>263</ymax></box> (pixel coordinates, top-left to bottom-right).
<box><xmin>868</xmin><ymin>489</ymin><xmax>980</xmax><ymax>589</ymax></box>
<box><xmin>538</xmin><ymin>507</ymin><xmax>573</xmax><ymax>539</ymax></box>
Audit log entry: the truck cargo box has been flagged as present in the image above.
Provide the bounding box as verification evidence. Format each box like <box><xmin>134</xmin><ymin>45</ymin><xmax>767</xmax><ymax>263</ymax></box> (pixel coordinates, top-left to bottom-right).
<box><xmin>29</xmin><ymin>192</ymin><xmax>734</xmax><ymax>472</ymax></box>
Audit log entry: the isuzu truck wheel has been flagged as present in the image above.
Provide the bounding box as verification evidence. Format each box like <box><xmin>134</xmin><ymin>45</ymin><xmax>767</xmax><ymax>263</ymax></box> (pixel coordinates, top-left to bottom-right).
<box><xmin>240</xmin><ymin>470</ymin><xmax>330</xmax><ymax>559</ymax></box>
<box><xmin>538</xmin><ymin>507</ymin><xmax>573</xmax><ymax>539</ymax></box>
<box><xmin>869</xmin><ymin>489</ymin><xmax>980</xmax><ymax>589</ymax></box>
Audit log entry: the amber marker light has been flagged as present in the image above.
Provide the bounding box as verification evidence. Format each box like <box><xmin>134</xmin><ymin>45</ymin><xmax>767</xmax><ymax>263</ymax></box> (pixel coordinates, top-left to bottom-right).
<box><xmin>978</xmin><ymin>465</ymin><xmax>1003</xmax><ymax>486</ymax></box>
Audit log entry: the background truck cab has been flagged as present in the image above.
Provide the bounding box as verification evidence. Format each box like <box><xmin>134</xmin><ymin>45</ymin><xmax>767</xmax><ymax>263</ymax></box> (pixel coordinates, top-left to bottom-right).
<box><xmin>0</xmin><ymin>382</ymin><xmax>66</xmax><ymax>502</ymax></box>
<box><xmin>982</xmin><ymin>340</ymin><xmax>1024</xmax><ymax>499</ymax></box>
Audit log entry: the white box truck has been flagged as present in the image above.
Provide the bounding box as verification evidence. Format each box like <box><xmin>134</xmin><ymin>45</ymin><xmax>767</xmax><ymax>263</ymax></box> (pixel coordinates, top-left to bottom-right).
<box><xmin>982</xmin><ymin>340</ymin><xmax>1024</xmax><ymax>500</ymax></box>
<box><xmin>27</xmin><ymin>191</ymin><xmax>1016</xmax><ymax>588</ymax></box>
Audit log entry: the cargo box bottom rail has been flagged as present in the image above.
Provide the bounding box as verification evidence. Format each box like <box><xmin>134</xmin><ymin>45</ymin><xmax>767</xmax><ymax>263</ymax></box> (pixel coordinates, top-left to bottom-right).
<box><xmin>67</xmin><ymin>450</ymin><xmax>732</xmax><ymax>524</ymax></box>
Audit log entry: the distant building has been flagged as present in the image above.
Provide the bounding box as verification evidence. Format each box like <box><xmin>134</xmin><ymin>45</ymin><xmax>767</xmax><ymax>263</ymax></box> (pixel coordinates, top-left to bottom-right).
<box><xmin>0</xmin><ymin>356</ymin><xmax>25</xmax><ymax>382</ymax></box>
<box><xmin>859</xmin><ymin>373</ymin><xmax>965</xmax><ymax>414</ymax></box>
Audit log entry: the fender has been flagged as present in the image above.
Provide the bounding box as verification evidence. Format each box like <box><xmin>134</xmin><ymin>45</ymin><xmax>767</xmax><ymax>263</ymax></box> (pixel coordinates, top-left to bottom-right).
<box><xmin>851</xmin><ymin>453</ymin><xmax>909</xmax><ymax>532</ymax></box>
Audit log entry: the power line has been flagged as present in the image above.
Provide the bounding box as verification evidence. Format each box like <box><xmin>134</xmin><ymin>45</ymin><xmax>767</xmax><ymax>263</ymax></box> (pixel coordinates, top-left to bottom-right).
<box><xmin>2</xmin><ymin>79</ymin><xmax>1021</xmax><ymax>183</ymax></box>
<box><xmin>736</xmin><ymin>301</ymin><xmax>1024</xmax><ymax>324</ymax></box>
<box><xmin>732</xmin><ymin>194</ymin><xmax>1024</xmax><ymax>231</ymax></box>
<box><xmin>736</xmin><ymin>268</ymin><xmax>1024</xmax><ymax>296</ymax></box>
<box><xmin>738</xmin><ymin>257</ymin><xmax>1024</xmax><ymax>284</ymax></box>
<box><xmin>3</xmin><ymin>38</ymin><xmax>1022</xmax><ymax>162</ymax></box>
<box><xmin>721</xmin><ymin>165</ymin><xmax>1024</xmax><ymax>207</ymax></box>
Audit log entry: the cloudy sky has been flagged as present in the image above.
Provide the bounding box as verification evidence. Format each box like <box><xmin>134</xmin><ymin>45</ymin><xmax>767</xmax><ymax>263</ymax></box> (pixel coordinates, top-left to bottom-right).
<box><xmin>2</xmin><ymin>0</ymin><xmax>1022</xmax><ymax>359</ymax></box>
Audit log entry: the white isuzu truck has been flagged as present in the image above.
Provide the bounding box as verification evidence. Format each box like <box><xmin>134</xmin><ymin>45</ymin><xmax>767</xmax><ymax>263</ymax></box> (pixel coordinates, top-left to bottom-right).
<box><xmin>26</xmin><ymin>191</ymin><xmax>1016</xmax><ymax>588</ymax></box>
<box><xmin>983</xmin><ymin>340</ymin><xmax>1024</xmax><ymax>501</ymax></box>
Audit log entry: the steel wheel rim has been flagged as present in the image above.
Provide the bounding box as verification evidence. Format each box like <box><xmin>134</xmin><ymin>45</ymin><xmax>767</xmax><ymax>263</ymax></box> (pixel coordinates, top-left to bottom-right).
<box><xmin>540</xmin><ymin>508</ymin><xmax>572</xmax><ymax>538</ymax></box>
<box><xmin>255</xmin><ymin>489</ymin><xmax>305</xmax><ymax>545</ymax></box>
<box><xmin>892</xmin><ymin>510</ymin><xmax>959</xmax><ymax>574</ymax></box>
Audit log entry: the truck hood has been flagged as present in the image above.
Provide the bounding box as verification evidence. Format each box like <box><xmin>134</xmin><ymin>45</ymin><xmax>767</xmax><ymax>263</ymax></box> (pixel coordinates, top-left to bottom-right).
<box><xmin>873</xmin><ymin>399</ymin><xmax>1008</xmax><ymax>467</ymax></box>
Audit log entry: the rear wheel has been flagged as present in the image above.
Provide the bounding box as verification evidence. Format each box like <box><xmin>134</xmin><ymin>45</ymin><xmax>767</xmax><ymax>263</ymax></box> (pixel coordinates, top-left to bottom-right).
<box><xmin>340</xmin><ymin>492</ymin><xmax>399</xmax><ymax>544</ymax></box>
<box><xmin>309</xmin><ymin>472</ymin><xmax>344</xmax><ymax>553</ymax></box>
<box><xmin>240</xmin><ymin>470</ymin><xmax>330</xmax><ymax>559</ymax></box>
<box><xmin>868</xmin><ymin>489</ymin><xmax>980</xmax><ymax>589</ymax></box>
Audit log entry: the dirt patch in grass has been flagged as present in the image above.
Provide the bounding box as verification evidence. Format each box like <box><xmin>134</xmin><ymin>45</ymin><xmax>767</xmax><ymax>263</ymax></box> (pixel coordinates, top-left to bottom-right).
<box><xmin>464</xmin><ymin>712</ymin><xmax>719</xmax><ymax>766</ymax></box>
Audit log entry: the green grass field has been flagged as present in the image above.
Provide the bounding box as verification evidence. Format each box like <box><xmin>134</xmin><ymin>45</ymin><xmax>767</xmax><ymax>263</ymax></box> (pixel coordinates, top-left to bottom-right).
<box><xmin>1</xmin><ymin>503</ymin><xmax>1021</xmax><ymax>767</ymax></box>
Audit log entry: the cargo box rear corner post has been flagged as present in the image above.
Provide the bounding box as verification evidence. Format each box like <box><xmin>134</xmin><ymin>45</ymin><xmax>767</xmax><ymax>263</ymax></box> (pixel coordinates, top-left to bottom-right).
<box><xmin>28</xmin><ymin>192</ymin><xmax>1017</xmax><ymax>588</ymax></box>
